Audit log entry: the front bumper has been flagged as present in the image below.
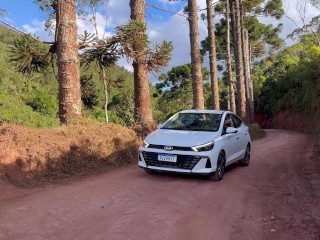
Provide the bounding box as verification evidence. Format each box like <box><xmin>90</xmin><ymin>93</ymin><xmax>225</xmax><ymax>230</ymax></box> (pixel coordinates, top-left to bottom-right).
<box><xmin>138</xmin><ymin>147</ymin><xmax>217</xmax><ymax>174</ymax></box>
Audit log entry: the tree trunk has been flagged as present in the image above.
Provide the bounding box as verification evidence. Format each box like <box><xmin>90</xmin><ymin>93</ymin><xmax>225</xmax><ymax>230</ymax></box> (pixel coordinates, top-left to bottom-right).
<box><xmin>206</xmin><ymin>0</ymin><xmax>220</xmax><ymax>110</ymax></box>
<box><xmin>130</xmin><ymin>0</ymin><xmax>154</xmax><ymax>125</ymax></box>
<box><xmin>102</xmin><ymin>68</ymin><xmax>109</xmax><ymax>123</ymax></box>
<box><xmin>56</xmin><ymin>0</ymin><xmax>82</xmax><ymax>124</ymax></box>
<box><xmin>233</xmin><ymin>0</ymin><xmax>246</xmax><ymax>119</ymax></box>
<box><xmin>239</xmin><ymin>0</ymin><xmax>252</xmax><ymax>121</ymax></box>
<box><xmin>243</xmin><ymin>28</ymin><xmax>254</xmax><ymax>122</ymax></box>
<box><xmin>188</xmin><ymin>0</ymin><xmax>205</xmax><ymax>110</ymax></box>
<box><xmin>248</xmin><ymin>43</ymin><xmax>254</xmax><ymax>122</ymax></box>
<box><xmin>226</xmin><ymin>0</ymin><xmax>236</xmax><ymax>113</ymax></box>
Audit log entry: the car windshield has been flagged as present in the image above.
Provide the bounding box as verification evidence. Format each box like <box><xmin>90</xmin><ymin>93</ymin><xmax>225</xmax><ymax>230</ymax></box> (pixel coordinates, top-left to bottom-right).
<box><xmin>162</xmin><ymin>113</ymin><xmax>222</xmax><ymax>132</ymax></box>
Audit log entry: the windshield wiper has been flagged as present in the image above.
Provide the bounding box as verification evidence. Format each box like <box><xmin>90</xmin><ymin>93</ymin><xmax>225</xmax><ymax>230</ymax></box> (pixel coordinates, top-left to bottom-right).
<box><xmin>162</xmin><ymin>127</ymin><xmax>185</xmax><ymax>130</ymax></box>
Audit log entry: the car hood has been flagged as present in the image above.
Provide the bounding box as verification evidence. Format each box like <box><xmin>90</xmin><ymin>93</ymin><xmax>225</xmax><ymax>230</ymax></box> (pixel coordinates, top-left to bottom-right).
<box><xmin>145</xmin><ymin>129</ymin><xmax>219</xmax><ymax>147</ymax></box>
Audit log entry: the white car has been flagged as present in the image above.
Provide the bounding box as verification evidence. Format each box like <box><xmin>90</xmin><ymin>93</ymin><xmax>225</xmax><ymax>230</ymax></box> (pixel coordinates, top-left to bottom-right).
<box><xmin>138</xmin><ymin>110</ymin><xmax>251</xmax><ymax>181</ymax></box>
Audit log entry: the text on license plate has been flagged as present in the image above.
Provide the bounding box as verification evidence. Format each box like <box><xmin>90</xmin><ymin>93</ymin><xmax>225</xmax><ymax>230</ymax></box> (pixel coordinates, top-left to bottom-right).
<box><xmin>158</xmin><ymin>154</ymin><xmax>177</xmax><ymax>162</ymax></box>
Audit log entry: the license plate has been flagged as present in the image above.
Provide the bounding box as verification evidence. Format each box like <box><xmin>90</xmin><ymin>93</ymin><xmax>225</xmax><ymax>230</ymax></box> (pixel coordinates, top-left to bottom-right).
<box><xmin>158</xmin><ymin>154</ymin><xmax>177</xmax><ymax>163</ymax></box>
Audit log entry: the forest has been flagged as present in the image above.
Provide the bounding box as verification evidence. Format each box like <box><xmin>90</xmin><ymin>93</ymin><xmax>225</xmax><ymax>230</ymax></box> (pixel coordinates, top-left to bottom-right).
<box><xmin>0</xmin><ymin>0</ymin><xmax>319</xmax><ymax>130</ymax></box>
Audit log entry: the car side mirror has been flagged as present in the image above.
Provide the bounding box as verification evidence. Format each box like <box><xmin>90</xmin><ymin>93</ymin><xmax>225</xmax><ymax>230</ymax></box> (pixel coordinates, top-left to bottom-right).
<box><xmin>226</xmin><ymin>127</ymin><xmax>238</xmax><ymax>134</ymax></box>
<box><xmin>157</xmin><ymin>123</ymin><xmax>164</xmax><ymax>129</ymax></box>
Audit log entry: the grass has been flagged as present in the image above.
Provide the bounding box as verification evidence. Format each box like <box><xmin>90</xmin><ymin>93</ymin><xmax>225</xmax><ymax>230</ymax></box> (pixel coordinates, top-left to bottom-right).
<box><xmin>249</xmin><ymin>123</ymin><xmax>266</xmax><ymax>140</ymax></box>
<box><xmin>0</xmin><ymin>119</ymin><xmax>141</xmax><ymax>186</ymax></box>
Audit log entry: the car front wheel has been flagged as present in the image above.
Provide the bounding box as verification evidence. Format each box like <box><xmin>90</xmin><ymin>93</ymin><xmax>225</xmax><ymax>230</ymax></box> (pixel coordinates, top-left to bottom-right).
<box><xmin>209</xmin><ymin>151</ymin><xmax>226</xmax><ymax>181</ymax></box>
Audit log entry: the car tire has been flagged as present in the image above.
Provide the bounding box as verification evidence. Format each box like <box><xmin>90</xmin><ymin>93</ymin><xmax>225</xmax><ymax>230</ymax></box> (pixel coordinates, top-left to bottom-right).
<box><xmin>144</xmin><ymin>169</ymin><xmax>156</xmax><ymax>174</ymax></box>
<box><xmin>240</xmin><ymin>144</ymin><xmax>251</xmax><ymax>167</ymax></box>
<box><xmin>209</xmin><ymin>151</ymin><xmax>226</xmax><ymax>181</ymax></box>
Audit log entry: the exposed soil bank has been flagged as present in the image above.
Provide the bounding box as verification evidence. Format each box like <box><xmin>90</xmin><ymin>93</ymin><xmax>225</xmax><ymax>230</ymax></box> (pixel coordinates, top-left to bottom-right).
<box><xmin>0</xmin><ymin>120</ymin><xmax>140</xmax><ymax>186</ymax></box>
<box><xmin>256</xmin><ymin>110</ymin><xmax>320</xmax><ymax>133</ymax></box>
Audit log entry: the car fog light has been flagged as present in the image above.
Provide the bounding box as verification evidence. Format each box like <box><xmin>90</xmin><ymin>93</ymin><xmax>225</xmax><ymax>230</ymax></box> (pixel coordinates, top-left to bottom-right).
<box><xmin>205</xmin><ymin>158</ymin><xmax>212</xmax><ymax>168</ymax></box>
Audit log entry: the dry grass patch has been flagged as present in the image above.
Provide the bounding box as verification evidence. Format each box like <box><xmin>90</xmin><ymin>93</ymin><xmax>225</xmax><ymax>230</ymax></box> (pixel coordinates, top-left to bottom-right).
<box><xmin>249</xmin><ymin>123</ymin><xmax>265</xmax><ymax>140</ymax></box>
<box><xmin>0</xmin><ymin>119</ymin><xmax>141</xmax><ymax>186</ymax></box>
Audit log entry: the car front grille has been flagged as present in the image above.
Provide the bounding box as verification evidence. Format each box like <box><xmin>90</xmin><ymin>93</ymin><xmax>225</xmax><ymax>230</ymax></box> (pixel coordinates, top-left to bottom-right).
<box><xmin>142</xmin><ymin>151</ymin><xmax>201</xmax><ymax>170</ymax></box>
<box><xmin>148</xmin><ymin>144</ymin><xmax>193</xmax><ymax>151</ymax></box>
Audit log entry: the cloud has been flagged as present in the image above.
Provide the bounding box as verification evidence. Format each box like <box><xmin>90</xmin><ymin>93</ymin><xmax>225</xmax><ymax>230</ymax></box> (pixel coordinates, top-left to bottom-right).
<box><xmin>22</xmin><ymin>19</ymin><xmax>53</xmax><ymax>42</ymax></box>
<box><xmin>77</xmin><ymin>12</ymin><xmax>113</xmax><ymax>38</ymax></box>
<box><xmin>105</xmin><ymin>0</ymin><xmax>130</xmax><ymax>27</ymax></box>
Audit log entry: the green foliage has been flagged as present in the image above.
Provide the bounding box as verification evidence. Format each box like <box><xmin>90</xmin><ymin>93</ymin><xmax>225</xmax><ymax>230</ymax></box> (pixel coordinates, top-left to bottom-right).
<box><xmin>116</xmin><ymin>21</ymin><xmax>173</xmax><ymax>72</ymax></box>
<box><xmin>201</xmin><ymin>15</ymin><xmax>284</xmax><ymax>62</ymax></box>
<box><xmin>116</xmin><ymin>20</ymin><xmax>149</xmax><ymax>60</ymax></box>
<box><xmin>109</xmin><ymin>90</ymin><xmax>135</xmax><ymax>126</ymax></box>
<box><xmin>25</xmin><ymin>90</ymin><xmax>58</xmax><ymax>115</ymax></box>
<box><xmin>81</xmin><ymin>37</ymin><xmax>119</xmax><ymax>70</ymax></box>
<box><xmin>0</xmin><ymin>26</ymin><xmax>59</xmax><ymax>127</ymax></box>
<box><xmin>255</xmin><ymin>40</ymin><xmax>320</xmax><ymax>117</ymax></box>
<box><xmin>9</xmin><ymin>35</ymin><xmax>49</xmax><ymax>74</ymax></box>
<box><xmin>155</xmin><ymin>64</ymin><xmax>217</xmax><ymax>123</ymax></box>
<box><xmin>80</xmin><ymin>74</ymin><xmax>99</xmax><ymax>109</ymax></box>
<box><xmin>263</xmin><ymin>0</ymin><xmax>284</xmax><ymax>19</ymax></box>
<box><xmin>0</xmin><ymin>26</ymin><xmax>136</xmax><ymax>127</ymax></box>
<box><xmin>0</xmin><ymin>93</ymin><xmax>58</xmax><ymax>127</ymax></box>
<box><xmin>147</xmin><ymin>40</ymin><xmax>174</xmax><ymax>73</ymax></box>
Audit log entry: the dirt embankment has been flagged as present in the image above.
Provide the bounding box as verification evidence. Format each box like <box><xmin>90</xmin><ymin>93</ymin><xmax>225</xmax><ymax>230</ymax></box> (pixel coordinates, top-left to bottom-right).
<box><xmin>257</xmin><ymin>109</ymin><xmax>320</xmax><ymax>133</ymax></box>
<box><xmin>0</xmin><ymin>120</ymin><xmax>141</xmax><ymax>186</ymax></box>
<box><xmin>272</xmin><ymin>110</ymin><xmax>316</xmax><ymax>132</ymax></box>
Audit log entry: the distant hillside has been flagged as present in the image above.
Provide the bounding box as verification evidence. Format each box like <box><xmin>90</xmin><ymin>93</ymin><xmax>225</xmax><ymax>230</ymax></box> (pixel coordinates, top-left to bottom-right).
<box><xmin>0</xmin><ymin>25</ymin><xmax>135</xmax><ymax>127</ymax></box>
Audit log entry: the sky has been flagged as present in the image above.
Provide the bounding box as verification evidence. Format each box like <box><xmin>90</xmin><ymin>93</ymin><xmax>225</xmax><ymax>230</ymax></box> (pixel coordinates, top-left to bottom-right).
<box><xmin>1</xmin><ymin>0</ymin><xmax>320</xmax><ymax>83</ymax></box>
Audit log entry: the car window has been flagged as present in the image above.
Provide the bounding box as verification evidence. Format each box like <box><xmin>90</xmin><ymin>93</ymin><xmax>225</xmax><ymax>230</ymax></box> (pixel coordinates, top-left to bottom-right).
<box><xmin>162</xmin><ymin>113</ymin><xmax>222</xmax><ymax>132</ymax></box>
<box><xmin>231</xmin><ymin>114</ymin><xmax>242</xmax><ymax>128</ymax></box>
<box><xmin>222</xmin><ymin>114</ymin><xmax>233</xmax><ymax>134</ymax></box>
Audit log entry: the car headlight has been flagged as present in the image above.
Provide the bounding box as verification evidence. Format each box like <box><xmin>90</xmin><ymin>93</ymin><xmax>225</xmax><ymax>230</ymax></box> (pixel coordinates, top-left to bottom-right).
<box><xmin>142</xmin><ymin>140</ymin><xmax>149</xmax><ymax>148</ymax></box>
<box><xmin>191</xmin><ymin>142</ymin><xmax>214</xmax><ymax>152</ymax></box>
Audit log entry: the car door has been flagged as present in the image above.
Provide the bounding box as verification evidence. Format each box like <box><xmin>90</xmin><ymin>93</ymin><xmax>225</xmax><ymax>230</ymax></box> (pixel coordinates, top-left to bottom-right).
<box><xmin>231</xmin><ymin>114</ymin><xmax>246</xmax><ymax>159</ymax></box>
<box><xmin>221</xmin><ymin>114</ymin><xmax>238</xmax><ymax>163</ymax></box>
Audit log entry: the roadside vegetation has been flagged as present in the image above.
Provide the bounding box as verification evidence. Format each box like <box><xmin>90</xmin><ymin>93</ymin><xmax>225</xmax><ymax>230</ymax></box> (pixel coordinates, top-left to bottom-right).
<box><xmin>0</xmin><ymin>120</ymin><xmax>140</xmax><ymax>186</ymax></box>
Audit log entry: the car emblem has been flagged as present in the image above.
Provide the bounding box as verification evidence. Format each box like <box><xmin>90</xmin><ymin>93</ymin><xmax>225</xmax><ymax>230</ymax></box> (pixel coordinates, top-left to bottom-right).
<box><xmin>164</xmin><ymin>146</ymin><xmax>173</xmax><ymax>151</ymax></box>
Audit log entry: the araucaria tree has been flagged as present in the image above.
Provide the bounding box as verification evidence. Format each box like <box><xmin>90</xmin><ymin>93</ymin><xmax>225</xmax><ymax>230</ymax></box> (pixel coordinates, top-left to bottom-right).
<box><xmin>129</xmin><ymin>0</ymin><xmax>154</xmax><ymax>125</ymax></box>
<box><xmin>116</xmin><ymin>0</ymin><xmax>173</xmax><ymax>126</ymax></box>
<box><xmin>6</xmin><ymin>0</ymin><xmax>83</xmax><ymax>124</ymax></box>
<box><xmin>232</xmin><ymin>0</ymin><xmax>246</xmax><ymax>119</ymax></box>
<box><xmin>188</xmin><ymin>0</ymin><xmax>205</xmax><ymax>109</ymax></box>
<box><xmin>56</xmin><ymin>0</ymin><xmax>82</xmax><ymax>123</ymax></box>
<box><xmin>226</xmin><ymin>0</ymin><xmax>236</xmax><ymax>113</ymax></box>
<box><xmin>206</xmin><ymin>0</ymin><xmax>220</xmax><ymax>110</ymax></box>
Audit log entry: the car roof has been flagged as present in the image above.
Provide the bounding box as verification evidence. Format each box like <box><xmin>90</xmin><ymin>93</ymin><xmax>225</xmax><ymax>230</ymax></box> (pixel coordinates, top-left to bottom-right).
<box><xmin>179</xmin><ymin>109</ymin><xmax>230</xmax><ymax>115</ymax></box>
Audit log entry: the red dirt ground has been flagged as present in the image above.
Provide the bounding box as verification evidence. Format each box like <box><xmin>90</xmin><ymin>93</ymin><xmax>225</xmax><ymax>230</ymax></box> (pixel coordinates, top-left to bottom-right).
<box><xmin>0</xmin><ymin>130</ymin><xmax>319</xmax><ymax>240</ymax></box>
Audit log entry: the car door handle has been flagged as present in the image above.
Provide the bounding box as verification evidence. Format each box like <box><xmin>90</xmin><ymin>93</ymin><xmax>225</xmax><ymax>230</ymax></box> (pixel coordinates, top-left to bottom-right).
<box><xmin>236</xmin><ymin>137</ymin><xmax>240</xmax><ymax>139</ymax></box>
<box><xmin>244</xmin><ymin>133</ymin><xmax>248</xmax><ymax>135</ymax></box>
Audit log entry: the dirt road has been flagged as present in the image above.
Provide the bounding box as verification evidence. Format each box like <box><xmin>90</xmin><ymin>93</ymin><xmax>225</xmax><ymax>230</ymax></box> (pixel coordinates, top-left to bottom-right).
<box><xmin>0</xmin><ymin>130</ymin><xmax>319</xmax><ymax>240</ymax></box>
